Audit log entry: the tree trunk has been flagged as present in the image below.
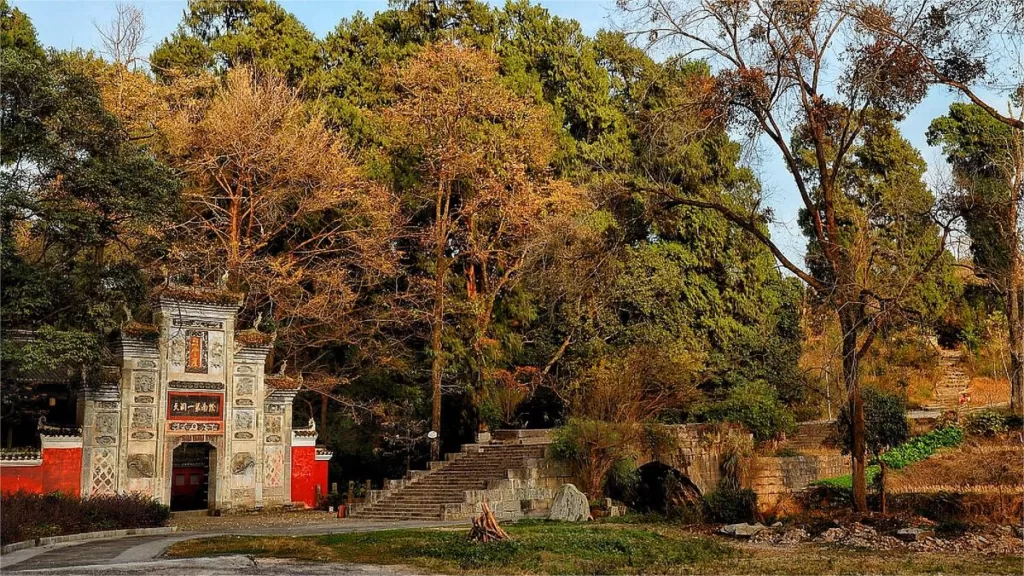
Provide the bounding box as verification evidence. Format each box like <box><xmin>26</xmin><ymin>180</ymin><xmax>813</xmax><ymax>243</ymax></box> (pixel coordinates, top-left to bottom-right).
<box><xmin>841</xmin><ymin>310</ymin><xmax>869</xmax><ymax>513</ymax></box>
<box><xmin>430</xmin><ymin>257</ymin><xmax>446</xmax><ymax>461</ymax></box>
<box><xmin>1008</xmin><ymin>287</ymin><xmax>1024</xmax><ymax>416</ymax></box>
<box><xmin>320</xmin><ymin>394</ymin><xmax>328</xmax><ymax>432</ymax></box>
<box><xmin>879</xmin><ymin>459</ymin><xmax>887</xmax><ymax>515</ymax></box>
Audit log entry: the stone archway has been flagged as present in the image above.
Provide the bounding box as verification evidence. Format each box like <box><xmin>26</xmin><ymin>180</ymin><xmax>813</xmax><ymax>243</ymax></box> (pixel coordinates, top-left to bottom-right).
<box><xmin>164</xmin><ymin>434</ymin><xmax>223</xmax><ymax>511</ymax></box>
<box><xmin>170</xmin><ymin>442</ymin><xmax>215</xmax><ymax>511</ymax></box>
<box><xmin>632</xmin><ymin>461</ymin><xmax>703</xmax><ymax>516</ymax></box>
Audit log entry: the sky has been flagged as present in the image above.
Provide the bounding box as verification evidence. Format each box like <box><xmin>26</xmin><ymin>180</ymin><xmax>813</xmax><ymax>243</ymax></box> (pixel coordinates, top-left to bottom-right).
<box><xmin>12</xmin><ymin>0</ymin><xmax>984</xmax><ymax>266</ymax></box>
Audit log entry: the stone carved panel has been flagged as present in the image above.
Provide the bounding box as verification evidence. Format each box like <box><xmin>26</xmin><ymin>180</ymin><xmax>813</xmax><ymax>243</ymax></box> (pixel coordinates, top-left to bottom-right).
<box><xmin>91</xmin><ymin>449</ymin><xmax>116</xmax><ymax>495</ymax></box>
<box><xmin>235</xmin><ymin>399</ymin><xmax>254</xmax><ymax>407</ymax></box>
<box><xmin>235</xmin><ymin>377</ymin><xmax>254</xmax><ymax>396</ymax></box>
<box><xmin>138</xmin><ymin>360</ymin><xmax>157</xmax><ymax>369</ymax></box>
<box><xmin>173</xmin><ymin>318</ymin><xmax>223</xmax><ymax>329</ymax></box>
<box><xmin>265</xmin><ymin>435</ymin><xmax>281</xmax><ymax>444</ymax></box>
<box><xmin>134</xmin><ymin>396</ymin><xmax>154</xmax><ymax>404</ymax></box>
<box><xmin>96</xmin><ymin>436</ymin><xmax>116</xmax><ymax>445</ymax></box>
<box><xmin>127</xmin><ymin>454</ymin><xmax>155</xmax><ymax>478</ymax></box>
<box><xmin>264</xmin><ymin>416</ymin><xmax>282</xmax><ymax>434</ymax></box>
<box><xmin>235</xmin><ymin>410</ymin><xmax>254</xmax><ymax>430</ymax></box>
<box><xmin>210</xmin><ymin>339</ymin><xmax>224</xmax><ymax>372</ymax></box>
<box><xmin>234</xmin><ymin>432</ymin><xmax>254</xmax><ymax>440</ymax></box>
<box><xmin>95</xmin><ymin>413</ymin><xmax>118</xmax><ymax>435</ymax></box>
<box><xmin>96</xmin><ymin>401</ymin><xmax>119</xmax><ymax>410</ymax></box>
<box><xmin>134</xmin><ymin>373</ymin><xmax>155</xmax><ymax>393</ymax></box>
<box><xmin>168</xmin><ymin>381</ymin><xmax>223</xmax><ymax>390</ymax></box>
<box><xmin>236</xmin><ymin>365</ymin><xmax>254</xmax><ymax>374</ymax></box>
<box><xmin>265</xmin><ymin>404</ymin><xmax>283</xmax><ymax>414</ymax></box>
<box><xmin>231</xmin><ymin>488</ymin><xmax>254</xmax><ymax>502</ymax></box>
<box><xmin>265</xmin><ymin>447</ymin><xmax>284</xmax><ymax>487</ymax></box>
<box><xmin>131</xmin><ymin>407</ymin><xmax>154</xmax><ymax>428</ymax></box>
<box><xmin>131</xmin><ymin>431</ymin><xmax>154</xmax><ymax>440</ymax></box>
<box><xmin>169</xmin><ymin>334</ymin><xmax>186</xmax><ymax>371</ymax></box>
<box><xmin>231</xmin><ymin>453</ymin><xmax>256</xmax><ymax>475</ymax></box>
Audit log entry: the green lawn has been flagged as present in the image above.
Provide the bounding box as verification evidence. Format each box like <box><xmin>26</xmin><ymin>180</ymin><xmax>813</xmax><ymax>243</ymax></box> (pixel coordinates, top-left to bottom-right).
<box><xmin>165</xmin><ymin>520</ymin><xmax>1024</xmax><ymax>575</ymax></box>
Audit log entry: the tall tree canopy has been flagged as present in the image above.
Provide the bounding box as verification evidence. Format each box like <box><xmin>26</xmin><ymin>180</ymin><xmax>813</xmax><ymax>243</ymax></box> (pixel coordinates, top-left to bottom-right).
<box><xmin>928</xmin><ymin>103</ymin><xmax>1024</xmax><ymax>413</ymax></box>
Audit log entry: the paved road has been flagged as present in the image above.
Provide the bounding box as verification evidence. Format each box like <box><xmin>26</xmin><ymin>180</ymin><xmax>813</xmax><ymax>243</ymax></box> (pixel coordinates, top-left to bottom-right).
<box><xmin>1</xmin><ymin>519</ymin><xmax>460</xmax><ymax>574</ymax></box>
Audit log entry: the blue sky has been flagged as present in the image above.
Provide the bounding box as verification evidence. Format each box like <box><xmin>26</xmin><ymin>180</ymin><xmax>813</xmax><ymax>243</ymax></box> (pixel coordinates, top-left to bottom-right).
<box><xmin>13</xmin><ymin>0</ymin><xmax>980</xmax><ymax>265</ymax></box>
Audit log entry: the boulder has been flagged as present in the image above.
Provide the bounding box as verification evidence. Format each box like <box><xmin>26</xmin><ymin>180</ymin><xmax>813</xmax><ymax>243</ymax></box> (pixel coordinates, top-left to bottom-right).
<box><xmin>896</xmin><ymin>528</ymin><xmax>926</xmax><ymax>542</ymax></box>
<box><xmin>548</xmin><ymin>484</ymin><xmax>590</xmax><ymax>522</ymax></box>
<box><xmin>719</xmin><ymin>523</ymin><xmax>767</xmax><ymax>538</ymax></box>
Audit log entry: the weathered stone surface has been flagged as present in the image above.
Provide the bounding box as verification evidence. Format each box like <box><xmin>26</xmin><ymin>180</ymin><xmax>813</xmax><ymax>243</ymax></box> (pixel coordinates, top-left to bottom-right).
<box><xmin>897</xmin><ymin>528</ymin><xmax>925</xmax><ymax>542</ymax></box>
<box><xmin>548</xmin><ymin>484</ymin><xmax>590</xmax><ymax>522</ymax></box>
<box><xmin>719</xmin><ymin>523</ymin><xmax>766</xmax><ymax>538</ymax></box>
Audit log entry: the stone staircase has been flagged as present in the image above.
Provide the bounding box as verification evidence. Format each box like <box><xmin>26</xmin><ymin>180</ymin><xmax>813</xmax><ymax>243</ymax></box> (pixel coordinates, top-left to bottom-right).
<box><xmin>922</xmin><ymin>347</ymin><xmax>970</xmax><ymax>411</ymax></box>
<box><xmin>780</xmin><ymin>420</ymin><xmax>837</xmax><ymax>453</ymax></box>
<box><xmin>348</xmin><ymin>438</ymin><xmax>556</xmax><ymax>522</ymax></box>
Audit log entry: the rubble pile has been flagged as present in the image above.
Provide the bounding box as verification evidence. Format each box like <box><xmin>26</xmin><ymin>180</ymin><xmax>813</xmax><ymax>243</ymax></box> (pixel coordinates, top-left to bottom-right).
<box><xmin>749</xmin><ymin>522</ymin><xmax>1023</xmax><ymax>555</ymax></box>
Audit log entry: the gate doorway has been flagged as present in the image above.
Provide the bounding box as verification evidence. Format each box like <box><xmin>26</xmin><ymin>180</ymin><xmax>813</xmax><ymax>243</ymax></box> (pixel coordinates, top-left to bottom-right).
<box><xmin>171</xmin><ymin>442</ymin><xmax>214</xmax><ymax>511</ymax></box>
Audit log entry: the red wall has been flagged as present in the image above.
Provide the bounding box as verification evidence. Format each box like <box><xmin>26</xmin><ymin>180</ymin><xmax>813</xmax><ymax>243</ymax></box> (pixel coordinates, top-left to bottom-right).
<box><xmin>290</xmin><ymin>446</ymin><xmax>326</xmax><ymax>508</ymax></box>
<box><xmin>1</xmin><ymin>447</ymin><xmax>82</xmax><ymax>496</ymax></box>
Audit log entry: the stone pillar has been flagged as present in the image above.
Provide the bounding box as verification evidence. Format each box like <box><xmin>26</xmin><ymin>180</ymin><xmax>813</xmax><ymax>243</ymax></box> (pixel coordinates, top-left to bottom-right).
<box><xmin>80</xmin><ymin>375</ymin><xmax>123</xmax><ymax>496</ymax></box>
<box><xmin>116</xmin><ymin>337</ymin><xmax>160</xmax><ymax>499</ymax></box>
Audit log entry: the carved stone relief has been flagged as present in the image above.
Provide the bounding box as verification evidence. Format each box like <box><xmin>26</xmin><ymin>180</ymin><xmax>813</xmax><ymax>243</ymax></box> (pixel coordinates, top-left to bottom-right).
<box><xmin>234</xmin><ymin>432</ymin><xmax>254</xmax><ymax>440</ymax></box>
<box><xmin>169</xmin><ymin>334</ymin><xmax>186</xmax><ymax>370</ymax></box>
<box><xmin>96</xmin><ymin>436</ymin><xmax>116</xmax><ymax>445</ymax></box>
<box><xmin>132</xmin><ymin>407</ymin><xmax>154</xmax><ymax>428</ymax></box>
<box><xmin>231</xmin><ymin>453</ymin><xmax>256</xmax><ymax>475</ymax></box>
<box><xmin>237</xmin><ymin>365</ymin><xmax>254</xmax><ymax>374</ymax></box>
<box><xmin>95</xmin><ymin>413</ymin><xmax>117</xmax><ymax>435</ymax></box>
<box><xmin>265</xmin><ymin>435</ymin><xmax>281</xmax><ymax>444</ymax></box>
<box><xmin>210</xmin><ymin>339</ymin><xmax>224</xmax><ymax>372</ymax></box>
<box><xmin>235</xmin><ymin>399</ymin><xmax>254</xmax><ymax>407</ymax></box>
<box><xmin>235</xmin><ymin>410</ymin><xmax>254</xmax><ymax>430</ymax></box>
<box><xmin>235</xmin><ymin>377</ymin><xmax>254</xmax><ymax>396</ymax></box>
<box><xmin>265</xmin><ymin>404</ymin><xmax>283</xmax><ymax>414</ymax></box>
<box><xmin>265</xmin><ymin>416</ymin><xmax>282</xmax><ymax>434</ymax></box>
<box><xmin>126</xmin><ymin>454</ymin><xmax>155</xmax><ymax>478</ymax></box>
<box><xmin>96</xmin><ymin>401</ymin><xmax>119</xmax><ymax>410</ymax></box>
<box><xmin>134</xmin><ymin>396</ymin><xmax>154</xmax><ymax>404</ymax></box>
<box><xmin>131</xmin><ymin>431</ymin><xmax>154</xmax><ymax>440</ymax></box>
<box><xmin>134</xmin><ymin>373</ymin><xmax>155</xmax><ymax>393</ymax></box>
<box><xmin>138</xmin><ymin>360</ymin><xmax>157</xmax><ymax>369</ymax></box>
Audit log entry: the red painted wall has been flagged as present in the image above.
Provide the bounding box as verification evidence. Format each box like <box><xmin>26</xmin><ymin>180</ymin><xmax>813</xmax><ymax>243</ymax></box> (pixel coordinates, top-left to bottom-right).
<box><xmin>0</xmin><ymin>447</ymin><xmax>82</xmax><ymax>496</ymax></box>
<box><xmin>290</xmin><ymin>446</ymin><xmax>326</xmax><ymax>508</ymax></box>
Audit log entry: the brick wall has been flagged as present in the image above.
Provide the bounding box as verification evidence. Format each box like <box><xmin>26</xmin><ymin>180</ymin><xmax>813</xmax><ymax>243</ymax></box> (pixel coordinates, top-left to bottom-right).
<box><xmin>0</xmin><ymin>437</ymin><xmax>83</xmax><ymax>496</ymax></box>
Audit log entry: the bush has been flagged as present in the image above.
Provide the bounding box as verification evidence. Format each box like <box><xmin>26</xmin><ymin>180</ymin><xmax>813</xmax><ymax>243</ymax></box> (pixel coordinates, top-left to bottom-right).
<box><xmin>0</xmin><ymin>491</ymin><xmax>170</xmax><ymax>545</ymax></box>
<box><xmin>551</xmin><ymin>419</ymin><xmax>640</xmax><ymax>497</ymax></box>
<box><xmin>704</xmin><ymin>483</ymin><xmax>758</xmax><ymax>523</ymax></box>
<box><xmin>695</xmin><ymin>381</ymin><xmax>796</xmax><ymax>442</ymax></box>
<box><xmin>876</xmin><ymin>425</ymin><xmax>964</xmax><ymax>469</ymax></box>
<box><xmin>965</xmin><ymin>410</ymin><xmax>1008</xmax><ymax>437</ymax></box>
<box><xmin>837</xmin><ymin>387</ymin><xmax>909</xmax><ymax>457</ymax></box>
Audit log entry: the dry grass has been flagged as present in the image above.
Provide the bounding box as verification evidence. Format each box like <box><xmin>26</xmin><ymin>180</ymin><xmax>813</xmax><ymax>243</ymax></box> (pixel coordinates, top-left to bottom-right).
<box><xmin>889</xmin><ymin>439</ymin><xmax>1024</xmax><ymax>492</ymax></box>
<box><xmin>965</xmin><ymin>377</ymin><xmax>1011</xmax><ymax>408</ymax></box>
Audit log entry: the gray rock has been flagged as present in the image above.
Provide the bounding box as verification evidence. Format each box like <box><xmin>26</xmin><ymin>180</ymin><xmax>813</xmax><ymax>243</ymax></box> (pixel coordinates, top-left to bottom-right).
<box><xmin>771</xmin><ymin>522</ymin><xmax>783</xmax><ymax>528</ymax></box>
<box><xmin>819</xmin><ymin>527</ymin><xmax>847</xmax><ymax>542</ymax></box>
<box><xmin>719</xmin><ymin>523</ymin><xmax>767</xmax><ymax>537</ymax></box>
<box><xmin>1014</xmin><ymin>525</ymin><xmax>1024</xmax><ymax>538</ymax></box>
<box><xmin>548</xmin><ymin>484</ymin><xmax>590</xmax><ymax>522</ymax></box>
<box><xmin>897</xmin><ymin>528</ymin><xmax>925</xmax><ymax>542</ymax></box>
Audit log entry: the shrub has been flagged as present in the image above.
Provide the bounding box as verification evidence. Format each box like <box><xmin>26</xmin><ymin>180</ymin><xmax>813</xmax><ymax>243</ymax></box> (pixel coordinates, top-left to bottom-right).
<box><xmin>0</xmin><ymin>491</ymin><xmax>170</xmax><ymax>545</ymax></box>
<box><xmin>695</xmin><ymin>381</ymin><xmax>796</xmax><ymax>442</ymax></box>
<box><xmin>965</xmin><ymin>410</ymin><xmax>1008</xmax><ymax>437</ymax></box>
<box><xmin>837</xmin><ymin>387</ymin><xmax>909</xmax><ymax>457</ymax></box>
<box><xmin>550</xmin><ymin>419</ymin><xmax>640</xmax><ymax>497</ymax></box>
<box><xmin>704</xmin><ymin>484</ymin><xmax>758</xmax><ymax>523</ymax></box>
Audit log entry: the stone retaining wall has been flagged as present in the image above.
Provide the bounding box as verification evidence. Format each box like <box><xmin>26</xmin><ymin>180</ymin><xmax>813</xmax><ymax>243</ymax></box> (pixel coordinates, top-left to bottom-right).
<box><xmin>746</xmin><ymin>453</ymin><xmax>848</xmax><ymax>511</ymax></box>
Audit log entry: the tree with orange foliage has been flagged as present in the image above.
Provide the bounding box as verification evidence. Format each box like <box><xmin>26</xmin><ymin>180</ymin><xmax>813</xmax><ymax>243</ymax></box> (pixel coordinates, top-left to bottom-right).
<box><xmin>384</xmin><ymin>43</ymin><xmax>585</xmax><ymax>459</ymax></box>
<box><xmin>164</xmin><ymin>66</ymin><xmax>400</xmax><ymax>374</ymax></box>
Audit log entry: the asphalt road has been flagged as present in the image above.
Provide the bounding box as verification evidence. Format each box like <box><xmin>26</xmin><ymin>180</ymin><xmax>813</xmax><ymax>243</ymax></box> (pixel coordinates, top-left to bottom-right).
<box><xmin>0</xmin><ymin>519</ymin><xmax>460</xmax><ymax>574</ymax></box>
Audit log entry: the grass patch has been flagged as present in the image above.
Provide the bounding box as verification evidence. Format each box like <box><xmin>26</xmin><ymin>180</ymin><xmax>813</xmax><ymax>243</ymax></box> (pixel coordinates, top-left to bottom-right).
<box><xmin>169</xmin><ymin>521</ymin><xmax>732</xmax><ymax>574</ymax></box>
<box><xmin>166</xmin><ymin>520</ymin><xmax>1023</xmax><ymax>575</ymax></box>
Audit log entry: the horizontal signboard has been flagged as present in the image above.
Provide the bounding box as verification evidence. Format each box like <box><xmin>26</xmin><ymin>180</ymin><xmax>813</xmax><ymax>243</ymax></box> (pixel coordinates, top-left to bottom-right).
<box><xmin>167</xmin><ymin>392</ymin><xmax>223</xmax><ymax>421</ymax></box>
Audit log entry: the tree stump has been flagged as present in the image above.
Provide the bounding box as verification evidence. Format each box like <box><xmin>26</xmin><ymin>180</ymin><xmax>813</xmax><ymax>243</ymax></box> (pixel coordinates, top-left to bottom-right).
<box><xmin>468</xmin><ymin>502</ymin><xmax>510</xmax><ymax>543</ymax></box>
